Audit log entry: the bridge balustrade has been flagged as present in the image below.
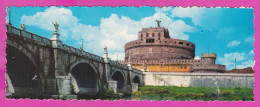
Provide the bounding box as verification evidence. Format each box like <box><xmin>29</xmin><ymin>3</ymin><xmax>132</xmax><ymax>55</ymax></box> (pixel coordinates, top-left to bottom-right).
<box><xmin>62</xmin><ymin>44</ymin><xmax>69</xmax><ymax>50</ymax></box>
<box><xmin>7</xmin><ymin>26</ymin><xmax>52</xmax><ymax>46</ymax></box>
<box><xmin>41</xmin><ymin>37</ymin><xmax>51</xmax><ymax>45</ymax></box>
<box><xmin>21</xmin><ymin>30</ymin><xmax>31</xmax><ymax>38</ymax></box>
<box><xmin>82</xmin><ymin>51</ymin><xmax>87</xmax><ymax>56</ymax></box>
<box><xmin>75</xmin><ymin>48</ymin><xmax>81</xmax><ymax>54</ymax></box>
<box><xmin>10</xmin><ymin>27</ymin><xmax>20</xmax><ymax>35</ymax></box>
<box><xmin>32</xmin><ymin>34</ymin><xmax>42</xmax><ymax>42</ymax></box>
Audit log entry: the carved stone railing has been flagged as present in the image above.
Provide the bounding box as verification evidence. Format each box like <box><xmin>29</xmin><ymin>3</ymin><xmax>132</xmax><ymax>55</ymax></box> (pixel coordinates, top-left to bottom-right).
<box><xmin>109</xmin><ymin>60</ymin><xmax>128</xmax><ymax>69</ymax></box>
<box><xmin>6</xmin><ymin>25</ymin><xmax>51</xmax><ymax>46</ymax></box>
<box><xmin>62</xmin><ymin>44</ymin><xmax>104</xmax><ymax>62</ymax></box>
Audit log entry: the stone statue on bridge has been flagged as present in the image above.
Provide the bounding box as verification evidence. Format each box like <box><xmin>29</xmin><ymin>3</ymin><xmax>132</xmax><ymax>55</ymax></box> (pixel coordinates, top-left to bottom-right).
<box><xmin>52</xmin><ymin>21</ymin><xmax>59</xmax><ymax>33</ymax></box>
<box><xmin>104</xmin><ymin>46</ymin><xmax>107</xmax><ymax>54</ymax></box>
<box><xmin>20</xmin><ymin>24</ymin><xmax>26</xmax><ymax>31</ymax></box>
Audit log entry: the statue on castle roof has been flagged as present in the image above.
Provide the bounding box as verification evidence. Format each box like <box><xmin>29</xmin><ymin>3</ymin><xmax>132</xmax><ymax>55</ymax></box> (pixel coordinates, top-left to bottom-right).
<box><xmin>156</xmin><ymin>20</ymin><xmax>162</xmax><ymax>27</ymax></box>
<box><xmin>52</xmin><ymin>21</ymin><xmax>59</xmax><ymax>33</ymax></box>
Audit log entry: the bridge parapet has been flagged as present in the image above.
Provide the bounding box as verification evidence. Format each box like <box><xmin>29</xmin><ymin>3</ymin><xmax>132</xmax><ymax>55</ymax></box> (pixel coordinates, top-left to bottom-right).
<box><xmin>61</xmin><ymin>44</ymin><xmax>104</xmax><ymax>62</ymax></box>
<box><xmin>110</xmin><ymin>60</ymin><xmax>128</xmax><ymax>69</ymax></box>
<box><xmin>6</xmin><ymin>25</ymin><xmax>52</xmax><ymax>46</ymax></box>
<box><xmin>7</xmin><ymin>25</ymin><xmax>105</xmax><ymax>63</ymax></box>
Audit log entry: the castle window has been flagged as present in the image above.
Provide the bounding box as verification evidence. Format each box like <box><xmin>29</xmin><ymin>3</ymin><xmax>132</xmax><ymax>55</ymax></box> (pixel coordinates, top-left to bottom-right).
<box><xmin>158</xmin><ymin>33</ymin><xmax>161</xmax><ymax>37</ymax></box>
<box><xmin>179</xmin><ymin>42</ymin><xmax>183</xmax><ymax>45</ymax></box>
<box><xmin>186</xmin><ymin>43</ymin><xmax>190</xmax><ymax>46</ymax></box>
<box><xmin>181</xmin><ymin>67</ymin><xmax>183</xmax><ymax>69</ymax></box>
<box><xmin>152</xmin><ymin>33</ymin><xmax>154</xmax><ymax>37</ymax></box>
<box><xmin>184</xmin><ymin>66</ymin><xmax>187</xmax><ymax>69</ymax></box>
<box><xmin>165</xmin><ymin>41</ymin><xmax>167</xmax><ymax>43</ymax></box>
<box><xmin>146</xmin><ymin>39</ymin><xmax>154</xmax><ymax>43</ymax></box>
<box><xmin>158</xmin><ymin>37</ymin><xmax>160</xmax><ymax>40</ymax></box>
<box><xmin>146</xmin><ymin>33</ymin><xmax>148</xmax><ymax>37</ymax></box>
<box><xmin>174</xmin><ymin>41</ymin><xmax>177</xmax><ymax>44</ymax></box>
<box><xmin>191</xmin><ymin>45</ymin><xmax>194</xmax><ymax>47</ymax></box>
<box><xmin>141</xmin><ymin>34</ymin><xmax>143</xmax><ymax>37</ymax></box>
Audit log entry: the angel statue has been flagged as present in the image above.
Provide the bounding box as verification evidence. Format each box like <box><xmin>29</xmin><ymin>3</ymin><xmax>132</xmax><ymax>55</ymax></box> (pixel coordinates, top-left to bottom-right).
<box><xmin>104</xmin><ymin>46</ymin><xmax>107</xmax><ymax>54</ymax></box>
<box><xmin>20</xmin><ymin>24</ymin><xmax>26</xmax><ymax>31</ymax></box>
<box><xmin>156</xmin><ymin>20</ymin><xmax>162</xmax><ymax>27</ymax></box>
<box><xmin>52</xmin><ymin>21</ymin><xmax>59</xmax><ymax>33</ymax></box>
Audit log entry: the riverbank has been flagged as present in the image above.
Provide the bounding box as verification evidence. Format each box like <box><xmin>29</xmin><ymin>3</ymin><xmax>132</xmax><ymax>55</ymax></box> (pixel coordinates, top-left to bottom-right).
<box><xmin>130</xmin><ymin>86</ymin><xmax>254</xmax><ymax>101</ymax></box>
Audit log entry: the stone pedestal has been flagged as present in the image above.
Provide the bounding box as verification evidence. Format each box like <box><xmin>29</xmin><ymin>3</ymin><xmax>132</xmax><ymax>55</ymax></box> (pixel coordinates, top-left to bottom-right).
<box><xmin>131</xmin><ymin>83</ymin><xmax>138</xmax><ymax>92</ymax></box>
<box><xmin>52</xmin><ymin>76</ymin><xmax>77</xmax><ymax>100</ymax></box>
<box><xmin>56</xmin><ymin>76</ymin><xmax>72</xmax><ymax>95</ymax></box>
<box><xmin>51</xmin><ymin>33</ymin><xmax>62</xmax><ymax>48</ymax></box>
<box><xmin>108</xmin><ymin>81</ymin><xmax>117</xmax><ymax>93</ymax></box>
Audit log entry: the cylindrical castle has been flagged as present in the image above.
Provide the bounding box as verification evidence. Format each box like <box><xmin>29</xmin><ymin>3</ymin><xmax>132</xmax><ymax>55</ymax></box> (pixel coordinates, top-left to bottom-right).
<box><xmin>125</xmin><ymin>27</ymin><xmax>195</xmax><ymax>61</ymax></box>
<box><xmin>121</xmin><ymin>23</ymin><xmax>226</xmax><ymax>73</ymax></box>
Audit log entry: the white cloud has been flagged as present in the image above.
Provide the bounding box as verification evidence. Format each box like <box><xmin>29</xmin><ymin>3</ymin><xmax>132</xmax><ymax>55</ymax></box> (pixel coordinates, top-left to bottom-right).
<box><xmin>236</xmin><ymin>60</ymin><xmax>255</xmax><ymax>69</ymax></box>
<box><xmin>21</xmin><ymin>7</ymin><xmax>99</xmax><ymax>42</ymax></box>
<box><xmin>20</xmin><ymin>7</ymin><xmax>198</xmax><ymax>57</ymax></box>
<box><xmin>194</xmin><ymin>56</ymin><xmax>201</xmax><ymax>59</ymax></box>
<box><xmin>109</xmin><ymin>52</ymin><xmax>125</xmax><ymax>61</ymax></box>
<box><xmin>227</xmin><ymin>40</ymin><xmax>240</xmax><ymax>47</ymax></box>
<box><xmin>218</xmin><ymin>52</ymin><xmax>255</xmax><ymax>70</ymax></box>
<box><xmin>218</xmin><ymin>52</ymin><xmax>246</xmax><ymax>70</ymax></box>
<box><xmin>172</xmin><ymin>7</ymin><xmax>205</xmax><ymax>25</ymax></box>
<box><xmin>250</xmin><ymin>50</ymin><xmax>254</xmax><ymax>55</ymax></box>
<box><xmin>245</xmin><ymin>36</ymin><xmax>254</xmax><ymax>43</ymax></box>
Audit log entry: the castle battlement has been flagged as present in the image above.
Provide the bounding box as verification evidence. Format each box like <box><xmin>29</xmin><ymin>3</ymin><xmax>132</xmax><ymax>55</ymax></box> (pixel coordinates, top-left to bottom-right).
<box><xmin>118</xmin><ymin>59</ymin><xmax>201</xmax><ymax>65</ymax></box>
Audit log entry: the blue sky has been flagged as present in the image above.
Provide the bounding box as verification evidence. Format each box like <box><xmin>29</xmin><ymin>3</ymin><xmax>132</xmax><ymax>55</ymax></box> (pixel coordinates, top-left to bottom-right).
<box><xmin>7</xmin><ymin>6</ymin><xmax>254</xmax><ymax>70</ymax></box>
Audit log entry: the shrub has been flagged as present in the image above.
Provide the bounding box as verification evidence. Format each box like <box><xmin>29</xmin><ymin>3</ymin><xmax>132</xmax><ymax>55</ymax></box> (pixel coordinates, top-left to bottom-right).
<box><xmin>176</xmin><ymin>93</ymin><xmax>186</xmax><ymax>99</ymax></box>
<box><xmin>221</xmin><ymin>90</ymin><xmax>234</xmax><ymax>97</ymax></box>
<box><xmin>154</xmin><ymin>89</ymin><xmax>169</xmax><ymax>94</ymax></box>
<box><xmin>135</xmin><ymin>91</ymin><xmax>142</xmax><ymax>96</ymax></box>
<box><xmin>105</xmin><ymin>88</ymin><xmax>115</xmax><ymax>97</ymax></box>
<box><xmin>203</xmin><ymin>91</ymin><xmax>219</xmax><ymax>100</ymax></box>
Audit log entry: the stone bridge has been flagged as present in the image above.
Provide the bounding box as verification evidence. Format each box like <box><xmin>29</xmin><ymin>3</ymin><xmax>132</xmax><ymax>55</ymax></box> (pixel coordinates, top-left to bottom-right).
<box><xmin>5</xmin><ymin>24</ymin><xmax>144</xmax><ymax>99</ymax></box>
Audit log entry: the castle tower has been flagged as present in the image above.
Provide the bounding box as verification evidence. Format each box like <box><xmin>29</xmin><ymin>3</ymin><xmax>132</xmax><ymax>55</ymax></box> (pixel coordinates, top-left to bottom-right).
<box><xmin>201</xmin><ymin>53</ymin><xmax>216</xmax><ymax>65</ymax></box>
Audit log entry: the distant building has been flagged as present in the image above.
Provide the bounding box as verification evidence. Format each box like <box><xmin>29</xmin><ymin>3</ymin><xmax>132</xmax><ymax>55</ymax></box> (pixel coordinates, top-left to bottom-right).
<box><xmin>227</xmin><ymin>67</ymin><xmax>254</xmax><ymax>73</ymax></box>
<box><xmin>119</xmin><ymin>22</ymin><xmax>226</xmax><ymax>73</ymax></box>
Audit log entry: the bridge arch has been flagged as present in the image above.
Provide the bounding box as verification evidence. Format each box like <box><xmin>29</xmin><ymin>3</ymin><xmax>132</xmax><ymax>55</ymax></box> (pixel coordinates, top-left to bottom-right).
<box><xmin>6</xmin><ymin>44</ymin><xmax>45</xmax><ymax>98</ymax></box>
<box><xmin>69</xmin><ymin>60</ymin><xmax>100</xmax><ymax>94</ymax></box>
<box><xmin>111</xmin><ymin>70</ymin><xmax>126</xmax><ymax>89</ymax></box>
<box><xmin>133</xmin><ymin>75</ymin><xmax>141</xmax><ymax>86</ymax></box>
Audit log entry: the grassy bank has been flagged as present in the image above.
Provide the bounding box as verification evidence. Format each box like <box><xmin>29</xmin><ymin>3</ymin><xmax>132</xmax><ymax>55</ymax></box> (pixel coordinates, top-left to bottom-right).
<box><xmin>131</xmin><ymin>86</ymin><xmax>254</xmax><ymax>101</ymax></box>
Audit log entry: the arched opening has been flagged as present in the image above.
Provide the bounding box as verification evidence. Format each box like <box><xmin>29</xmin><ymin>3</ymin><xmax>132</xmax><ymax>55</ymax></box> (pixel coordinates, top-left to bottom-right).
<box><xmin>133</xmin><ymin>76</ymin><xmax>141</xmax><ymax>86</ymax></box>
<box><xmin>6</xmin><ymin>45</ymin><xmax>42</xmax><ymax>98</ymax></box>
<box><xmin>70</xmin><ymin>63</ymin><xmax>98</xmax><ymax>93</ymax></box>
<box><xmin>112</xmin><ymin>71</ymin><xmax>125</xmax><ymax>89</ymax></box>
